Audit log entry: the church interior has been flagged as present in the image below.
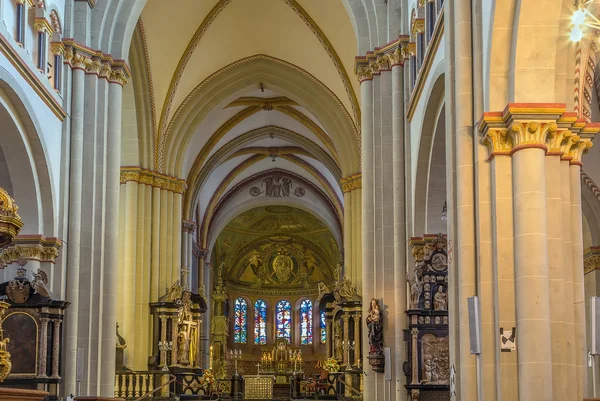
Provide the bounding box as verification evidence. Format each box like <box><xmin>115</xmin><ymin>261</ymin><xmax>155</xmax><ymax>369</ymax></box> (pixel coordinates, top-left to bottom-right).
<box><xmin>1</xmin><ymin>0</ymin><xmax>600</xmax><ymax>401</ymax></box>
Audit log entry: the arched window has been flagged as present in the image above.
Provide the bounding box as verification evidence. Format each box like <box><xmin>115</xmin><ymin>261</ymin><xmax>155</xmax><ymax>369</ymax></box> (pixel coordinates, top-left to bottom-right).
<box><xmin>233</xmin><ymin>297</ymin><xmax>248</xmax><ymax>344</ymax></box>
<box><xmin>254</xmin><ymin>299</ymin><xmax>267</xmax><ymax>345</ymax></box>
<box><xmin>275</xmin><ymin>300</ymin><xmax>292</xmax><ymax>341</ymax></box>
<box><xmin>300</xmin><ymin>299</ymin><xmax>313</xmax><ymax>345</ymax></box>
<box><xmin>320</xmin><ymin>310</ymin><xmax>327</xmax><ymax>344</ymax></box>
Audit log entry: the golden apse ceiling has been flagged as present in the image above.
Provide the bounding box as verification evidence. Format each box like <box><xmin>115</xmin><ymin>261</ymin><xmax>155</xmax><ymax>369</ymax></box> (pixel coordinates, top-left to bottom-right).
<box><xmin>214</xmin><ymin>205</ymin><xmax>340</xmax><ymax>294</ymax></box>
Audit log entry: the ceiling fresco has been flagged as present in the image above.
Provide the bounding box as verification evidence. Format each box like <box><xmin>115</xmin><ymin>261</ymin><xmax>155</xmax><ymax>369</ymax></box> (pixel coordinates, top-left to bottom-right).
<box><xmin>214</xmin><ymin>205</ymin><xmax>340</xmax><ymax>293</ymax></box>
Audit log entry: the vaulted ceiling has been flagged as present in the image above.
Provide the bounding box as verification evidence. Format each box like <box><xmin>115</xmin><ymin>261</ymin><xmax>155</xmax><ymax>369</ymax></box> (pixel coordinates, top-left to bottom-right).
<box><xmin>130</xmin><ymin>0</ymin><xmax>361</xmax><ymax>254</ymax></box>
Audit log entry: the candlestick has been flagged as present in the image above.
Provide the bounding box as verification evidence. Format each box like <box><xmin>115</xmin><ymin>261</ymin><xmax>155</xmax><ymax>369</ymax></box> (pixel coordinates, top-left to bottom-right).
<box><xmin>209</xmin><ymin>345</ymin><xmax>213</xmax><ymax>370</ymax></box>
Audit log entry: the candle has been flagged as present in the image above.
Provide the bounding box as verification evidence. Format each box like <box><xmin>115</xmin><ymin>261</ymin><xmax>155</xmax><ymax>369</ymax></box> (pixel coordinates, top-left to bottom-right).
<box><xmin>209</xmin><ymin>345</ymin><xmax>214</xmax><ymax>370</ymax></box>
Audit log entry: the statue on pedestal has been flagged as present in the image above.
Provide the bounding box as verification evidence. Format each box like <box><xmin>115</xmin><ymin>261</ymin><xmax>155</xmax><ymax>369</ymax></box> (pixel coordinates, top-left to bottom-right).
<box><xmin>334</xmin><ymin>321</ymin><xmax>343</xmax><ymax>360</ymax></box>
<box><xmin>366</xmin><ymin>298</ymin><xmax>384</xmax><ymax>372</ymax></box>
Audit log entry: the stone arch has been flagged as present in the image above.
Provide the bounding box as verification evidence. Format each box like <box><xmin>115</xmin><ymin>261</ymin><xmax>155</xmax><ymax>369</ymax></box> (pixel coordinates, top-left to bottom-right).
<box><xmin>582</xmin><ymin>183</ymin><xmax>600</xmax><ymax>247</ymax></box>
<box><xmin>413</xmin><ymin>71</ymin><xmax>445</xmax><ymax>236</ymax></box>
<box><xmin>425</xmin><ymin>104</ymin><xmax>446</xmax><ymax>234</ymax></box>
<box><xmin>0</xmin><ymin>66</ymin><xmax>55</xmax><ymax>236</ymax></box>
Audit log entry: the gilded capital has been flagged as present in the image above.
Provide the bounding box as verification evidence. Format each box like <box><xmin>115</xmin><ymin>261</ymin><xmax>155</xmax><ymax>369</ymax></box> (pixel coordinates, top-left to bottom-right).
<box><xmin>34</xmin><ymin>18</ymin><xmax>52</xmax><ymax>34</ymax></box>
<box><xmin>356</xmin><ymin>65</ymin><xmax>372</xmax><ymax>82</ymax></box>
<box><xmin>567</xmin><ymin>136</ymin><xmax>593</xmax><ymax>165</ymax></box>
<box><xmin>99</xmin><ymin>62</ymin><xmax>112</xmax><ymax>79</ymax></box>
<box><xmin>509</xmin><ymin>121</ymin><xmax>556</xmax><ymax>150</ymax></box>
<box><xmin>109</xmin><ymin>69</ymin><xmax>128</xmax><ymax>86</ymax></box>
<box><xmin>71</xmin><ymin>53</ymin><xmax>90</xmax><ymax>70</ymax></box>
<box><xmin>545</xmin><ymin>130</ymin><xmax>572</xmax><ymax>155</ymax></box>
<box><xmin>481</xmin><ymin>128</ymin><xmax>511</xmax><ymax>156</ymax></box>
<box><xmin>50</xmin><ymin>42</ymin><xmax>64</xmax><ymax>56</ymax></box>
<box><xmin>86</xmin><ymin>59</ymin><xmax>101</xmax><ymax>75</ymax></box>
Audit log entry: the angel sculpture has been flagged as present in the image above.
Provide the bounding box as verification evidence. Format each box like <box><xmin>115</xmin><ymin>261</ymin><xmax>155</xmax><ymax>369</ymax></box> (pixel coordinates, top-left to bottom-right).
<box><xmin>31</xmin><ymin>269</ymin><xmax>52</xmax><ymax>300</ymax></box>
<box><xmin>159</xmin><ymin>280</ymin><xmax>183</xmax><ymax>303</ymax></box>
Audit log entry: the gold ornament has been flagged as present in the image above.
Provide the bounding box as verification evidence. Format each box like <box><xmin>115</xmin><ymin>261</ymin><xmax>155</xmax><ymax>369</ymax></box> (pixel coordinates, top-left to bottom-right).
<box><xmin>0</xmin><ymin>187</ymin><xmax>23</xmax><ymax>249</ymax></box>
<box><xmin>0</xmin><ymin>301</ymin><xmax>12</xmax><ymax>383</ymax></box>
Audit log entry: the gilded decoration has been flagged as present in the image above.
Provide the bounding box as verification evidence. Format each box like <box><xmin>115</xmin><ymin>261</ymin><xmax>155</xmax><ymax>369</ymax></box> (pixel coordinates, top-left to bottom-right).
<box><xmin>585</xmin><ymin>246</ymin><xmax>600</xmax><ymax>274</ymax></box>
<box><xmin>0</xmin><ymin>236</ymin><xmax>61</xmax><ymax>268</ymax></box>
<box><xmin>340</xmin><ymin>173</ymin><xmax>362</xmax><ymax>193</ymax></box>
<box><xmin>478</xmin><ymin>106</ymin><xmax>600</xmax><ymax>161</ymax></box>
<box><xmin>354</xmin><ymin>37</ymin><xmax>410</xmax><ymax>82</ymax></box>
<box><xmin>120</xmin><ymin>167</ymin><xmax>187</xmax><ymax>194</ymax></box>
<box><xmin>62</xmin><ymin>39</ymin><xmax>131</xmax><ymax>85</ymax></box>
<box><xmin>214</xmin><ymin>206</ymin><xmax>339</xmax><ymax>294</ymax></box>
<box><xmin>0</xmin><ymin>187</ymin><xmax>23</xmax><ymax>249</ymax></box>
<box><xmin>0</xmin><ymin>301</ymin><xmax>11</xmax><ymax>383</ymax></box>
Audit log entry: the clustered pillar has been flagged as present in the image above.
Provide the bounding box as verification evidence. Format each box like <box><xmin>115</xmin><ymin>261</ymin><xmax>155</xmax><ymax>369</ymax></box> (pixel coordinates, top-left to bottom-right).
<box><xmin>62</xmin><ymin>44</ymin><xmax>130</xmax><ymax>398</ymax></box>
<box><xmin>479</xmin><ymin>105</ymin><xmax>599</xmax><ymax>401</ymax></box>
<box><xmin>355</xmin><ymin>40</ymin><xmax>407</xmax><ymax>401</ymax></box>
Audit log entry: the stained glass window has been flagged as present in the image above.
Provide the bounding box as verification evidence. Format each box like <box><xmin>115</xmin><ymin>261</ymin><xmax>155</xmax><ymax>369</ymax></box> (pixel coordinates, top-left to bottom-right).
<box><xmin>300</xmin><ymin>299</ymin><xmax>313</xmax><ymax>345</ymax></box>
<box><xmin>254</xmin><ymin>299</ymin><xmax>267</xmax><ymax>345</ymax></box>
<box><xmin>234</xmin><ymin>297</ymin><xmax>248</xmax><ymax>344</ymax></box>
<box><xmin>320</xmin><ymin>310</ymin><xmax>327</xmax><ymax>344</ymax></box>
<box><xmin>275</xmin><ymin>300</ymin><xmax>292</xmax><ymax>341</ymax></box>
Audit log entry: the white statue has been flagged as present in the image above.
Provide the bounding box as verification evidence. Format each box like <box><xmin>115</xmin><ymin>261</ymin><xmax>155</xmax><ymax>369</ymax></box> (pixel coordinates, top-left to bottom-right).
<box><xmin>31</xmin><ymin>269</ymin><xmax>52</xmax><ymax>300</ymax></box>
<box><xmin>433</xmin><ymin>286</ymin><xmax>447</xmax><ymax>311</ymax></box>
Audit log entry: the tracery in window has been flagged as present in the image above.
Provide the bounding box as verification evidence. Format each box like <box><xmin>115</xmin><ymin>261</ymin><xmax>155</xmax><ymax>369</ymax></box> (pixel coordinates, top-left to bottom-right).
<box><xmin>254</xmin><ymin>299</ymin><xmax>267</xmax><ymax>345</ymax></box>
<box><xmin>233</xmin><ymin>297</ymin><xmax>248</xmax><ymax>344</ymax></box>
<box><xmin>320</xmin><ymin>310</ymin><xmax>327</xmax><ymax>344</ymax></box>
<box><xmin>300</xmin><ymin>299</ymin><xmax>313</xmax><ymax>345</ymax></box>
<box><xmin>275</xmin><ymin>300</ymin><xmax>292</xmax><ymax>341</ymax></box>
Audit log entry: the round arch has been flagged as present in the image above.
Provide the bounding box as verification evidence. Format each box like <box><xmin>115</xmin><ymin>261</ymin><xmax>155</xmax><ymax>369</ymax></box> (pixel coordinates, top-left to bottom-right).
<box><xmin>0</xmin><ymin>67</ymin><xmax>56</xmax><ymax>235</ymax></box>
<box><xmin>413</xmin><ymin>71</ymin><xmax>445</xmax><ymax>236</ymax></box>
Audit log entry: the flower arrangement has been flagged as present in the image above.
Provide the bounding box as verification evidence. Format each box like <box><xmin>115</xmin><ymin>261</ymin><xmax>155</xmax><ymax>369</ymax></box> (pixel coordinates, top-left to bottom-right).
<box><xmin>199</xmin><ymin>368</ymin><xmax>215</xmax><ymax>388</ymax></box>
<box><xmin>322</xmin><ymin>357</ymin><xmax>340</xmax><ymax>373</ymax></box>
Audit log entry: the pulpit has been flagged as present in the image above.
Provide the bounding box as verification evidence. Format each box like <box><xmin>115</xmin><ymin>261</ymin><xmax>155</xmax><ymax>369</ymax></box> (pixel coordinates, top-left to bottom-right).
<box><xmin>244</xmin><ymin>375</ymin><xmax>275</xmax><ymax>399</ymax></box>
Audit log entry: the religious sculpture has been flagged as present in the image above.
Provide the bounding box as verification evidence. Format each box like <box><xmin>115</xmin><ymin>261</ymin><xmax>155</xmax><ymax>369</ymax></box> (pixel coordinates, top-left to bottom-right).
<box><xmin>262</xmin><ymin>174</ymin><xmax>292</xmax><ymax>198</ymax></box>
<box><xmin>159</xmin><ymin>280</ymin><xmax>183</xmax><ymax>303</ymax></box>
<box><xmin>176</xmin><ymin>290</ymin><xmax>197</xmax><ymax>365</ymax></box>
<box><xmin>334</xmin><ymin>321</ymin><xmax>343</xmax><ymax>360</ymax></box>
<box><xmin>409</xmin><ymin>274</ymin><xmax>422</xmax><ymax>309</ymax></box>
<box><xmin>272</xmin><ymin>253</ymin><xmax>293</xmax><ymax>283</ymax></box>
<box><xmin>0</xmin><ymin>301</ymin><xmax>11</xmax><ymax>383</ymax></box>
<box><xmin>31</xmin><ymin>269</ymin><xmax>52</xmax><ymax>300</ymax></box>
<box><xmin>433</xmin><ymin>286</ymin><xmax>447</xmax><ymax>311</ymax></box>
<box><xmin>366</xmin><ymin>298</ymin><xmax>384</xmax><ymax>372</ymax></box>
<box><xmin>421</xmin><ymin>334</ymin><xmax>449</xmax><ymax>384</ymax></box>
<box><xmin>177</xmin><ymin>328</ymin><xmax>190</xmax><ymax>365</ymax></box>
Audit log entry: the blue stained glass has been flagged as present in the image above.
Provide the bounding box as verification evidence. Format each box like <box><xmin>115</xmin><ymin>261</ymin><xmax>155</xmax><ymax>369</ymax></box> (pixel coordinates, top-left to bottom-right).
<box><xmin>320</xmin><ymin>310</ymin><xmax>327</xmax><ymax>344</ymax></box>
<box><xmin>276</xmin><ymin>300</ymin><xmax>292</xmax><ymax>341</ymax></box>
<box><xmin>254</xmin><ymin>299</ymin><xmax>267</xmax><ymax>345</ymax></box>
<box><xmin>300</xmin><ymin>299</ymin><xmax>313</xmax><ymax>345</ymax></box>
<box><xmin>234</xmin><ymin>297</ymin><xmax>248</xmax><ymax>344</ymax></box>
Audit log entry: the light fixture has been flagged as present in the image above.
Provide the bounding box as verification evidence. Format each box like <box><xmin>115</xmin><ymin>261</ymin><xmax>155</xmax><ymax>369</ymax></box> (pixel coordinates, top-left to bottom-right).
<box><xmin>570</xmin><ymin>2</ymin><xmax>600</xmax><ymax>42</ymax></box>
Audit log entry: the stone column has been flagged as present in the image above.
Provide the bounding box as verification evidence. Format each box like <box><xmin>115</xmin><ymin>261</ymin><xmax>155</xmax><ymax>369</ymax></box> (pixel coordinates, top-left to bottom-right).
<box><xmin>342</xmin><ymin>314</ymin><xmax>350</xmax><ymax>366</ymax></box>
<box><xmin>51</xmin><ymin>319</ymin><xmax>61</xmax><ymax>379</ymax></box>
<box><xmin>38</xmin><ymin>317</ymin><xmax>49</xmax><ymax>377</ymax></box>
<box><xmin>358</xmin><ymin>67</ymin><xmax>375</xmax><ymax>399</ymax></box>
<box><xmin>391</xmin><ymin>52</ymin><xmax>406</xmax><ymax>401</ymax></box>
<box><xmin>160</xmin><ymin>316</ymin><xmax>168</xmax><ymax>366</ymax></box>
<box><xmin>173</xmin><ymin>192</ymin><xmax>183</xmax><ymax>285</ymax></box>
<box><xmin>159</xmin><ymin>189</ymin><xmax>168</xmax><ymax>288</ymax></box>
<box><xmin>198</xmin><ymin>249</ymin><xmax>208</xmax><ymax>294</ymax></box>
<box><xmin>569</xmin><ymin>135</ymin><xmax>596</xmax><ymax>400</ymax></box>
<box><xmin>151</xmin><ymin>187</ymin><xmax>161</xmax><ymax>301</ymax></box>
<box><xmin>326</xmin><ymin>316</ymin><xmax>333</xmax><ymax>359</ymax></box>
<box><xmin>479</xmin><ymin>124</ymin><xmax>518</xmax><ymax>400</ymax></box>
<box><xmin>410</xmin><ymin>328</ymin><xmax>419</xmax><ymax>385</ymax></box>
<box><xmin>64</xmin><ymin>52</ymin><xmax>88</xmax><ymax>396</ymax></box>
<box><xmin>343</xmin><ymin>189</ymin><xmax>353</xmax><ymax>283</ymax></box>
<box><xmin>121</xmin><ymin>178</ymin><xmax>138</xmax><ymax>369</ymax></box>
<box><xmin>545</xmin><ymin>131</ymin><xmax>569</xmax><ymax>401</ymax></box>
<box><xmin>353</xmin><ymin>313</ymin><xmax>361</xmax><ymax>367</ymax></box>
<box><xmin>561</xmin><ymin>144</ymin><xmax>577</xmax><ymax>399</ymax></box>
<box><xmin>447</xmin><ymin>0</ymin><xmax>477</xmax><ymax>399</ymax></box>
<box><xmin>171</xmin><ymin>316</ymin><xmax>179</xmax><ymax>366</ymax></box>
<box><xmin>509</xmin><ymin>120</ymin><xmax>554</xmax><ymax>401</ymax></box>
<box><xmin>99</xmin><ymin>75</ymin><xmax>126</xmax><ymax>397</ymax></box>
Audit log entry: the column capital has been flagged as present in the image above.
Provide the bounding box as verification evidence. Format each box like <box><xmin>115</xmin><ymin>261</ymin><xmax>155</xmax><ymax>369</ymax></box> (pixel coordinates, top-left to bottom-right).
<box><xmin>34</xmin><ymin>17</ymin><xmax>53</xmax><ymax>34</ymax></box>
<box><xmin>584</xmin><ymin>246</ymin><xmax>600</xmax><ymax>274</ymax></box>
<box><xmin>354</xmin><ymin>36</ymin><xmax>410</xmax><ymax>82</ymax></box>
<box><xmin>182</xmin><ymin>220</ymin><xmax>196</xmax><ymax>234</ymax></box>
<box><xmin>341</xmin><ymin>314</ymin><xmax>351</xmax><ymax>322</ymax></box>
<box><xmin>340</xmin><ymin>173</ymin><xmax>362</xmax><ymax>193</ymax></box>
<box><xmin>478</xmin><ymin>104</ymin><xmax>600</xmax><ymax>163</ymax></box>
<box><xmin>62</xmin><ymin>39</ymin><xmax>131</xmax><ymax>84</ymax></box>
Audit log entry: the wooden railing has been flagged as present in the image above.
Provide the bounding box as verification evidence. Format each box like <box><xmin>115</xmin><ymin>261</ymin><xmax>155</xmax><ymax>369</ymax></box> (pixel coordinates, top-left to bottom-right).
<box><xmin>114</xmin><ymin>370</ymin><xmax>167</xmax><ymax>399</ymax></box>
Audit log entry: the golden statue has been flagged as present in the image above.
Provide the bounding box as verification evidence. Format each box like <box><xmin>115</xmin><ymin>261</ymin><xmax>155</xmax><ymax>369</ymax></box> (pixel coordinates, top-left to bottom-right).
<box><xmin>0</xmin><ymin>301</ymin><xmax>12</xmax><ymax>383</ymax></box>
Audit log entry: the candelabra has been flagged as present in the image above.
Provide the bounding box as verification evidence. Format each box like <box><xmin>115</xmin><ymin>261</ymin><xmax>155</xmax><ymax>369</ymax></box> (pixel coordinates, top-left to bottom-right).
<box><xmin>230</xmin><ymin>349</ymin><xmax>242</xmax><ymax>375</ymax></box>
<box><xmin>260</xmin><ymin>352</ymin><xmax>273</xmax><ymax>371</ymax></box>
<box><xmin>291</xmin><ymin>350</ymin><xmax>302</xmax><ymax>373</ymax></box>
<box><xmin>158</xmin><ymin>341</ymin><xmax>173</xmax><ymax>372</ymax></box>
<box><xmin>342</xmin><ymin>340</ymin><xmax>356</xmax><ymax>371</ymax></box>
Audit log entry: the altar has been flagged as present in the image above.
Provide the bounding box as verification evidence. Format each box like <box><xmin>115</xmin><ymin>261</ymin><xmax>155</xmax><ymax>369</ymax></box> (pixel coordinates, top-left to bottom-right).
<box><xmin>244</xmin><ymin>375</ymin><xmax>275</xmax><ymax>399</ymax></box>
